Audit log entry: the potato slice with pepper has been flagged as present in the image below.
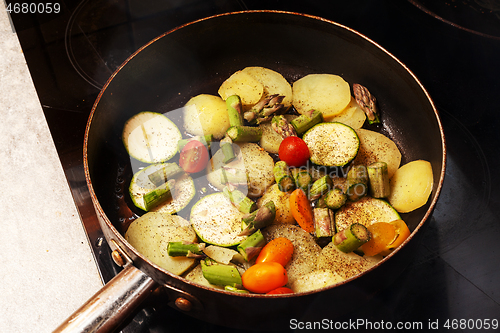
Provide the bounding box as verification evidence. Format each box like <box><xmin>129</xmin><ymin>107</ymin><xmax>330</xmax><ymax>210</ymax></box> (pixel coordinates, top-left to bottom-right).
<box><xmin>351</xmin><ymin>128</ymin><xmax>402</xmax><ymax>178</ymax></box>
<box><xmin>125</xmin><ymin>212</ymin><xmax>197</xmax><ymax>275</ymax></box>
<box><xmin>325</xmin><ymin>96</ymin><xmax>366</xmax><ymax>129</ymax></box>
<box><xmin>241</xmin><ymin>66</ymin><xmax>293</xmax><ymax>110</ymax></box>
<box><xmin>206</xmin><ymin>142</ymin><xmax>275</xmax><ymax>198</ymax></box>
<box><xmin>388</xmin><ymin>160</ymin><xmax>433</xmax><ymax>213</ymax></box>
<box><xmin>262</xmin><ymin>224</ymin><xmax>322</xmax><ymax>286</ymax></box>
<box><xmin>292</xmin><ymin>74</ymin><xmax>351</xmax><ymax>117</ymax></box>
<box><xmin>257</xmin><ymin>184</ymin><xmax>295</xmax><ymax>225</ymax></box>
<box><xmin>316</xmin><ymin>242</ymin><xmax>376</xmax><ymax>280</ymax></box>
<box><xmin>291</xmin><ymin>269</ymin><xmax>345</xmax><ymax>293</ymax></box>
<box><xmin>184</xmin><ymin>94</ymin><xmax>230</xmax><ymax>139</ymax></box>
<box><xmin>259</xmin><ymin>114</ymin><xmax>297</xmax><ymax>154</ymax></box>
<box><xmin>218</xmin><ymin>70</ymin><xmax>264</xmax><ymax>108</ymax></box>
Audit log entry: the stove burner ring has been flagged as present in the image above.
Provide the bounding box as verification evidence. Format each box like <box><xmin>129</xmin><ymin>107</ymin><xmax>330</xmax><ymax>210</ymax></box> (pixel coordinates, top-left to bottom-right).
<box><xmin>409</xmin><ymin>0</ymin><xmax>500</xmax><ymax>40</ymax></box>
<box><xmin>64</xmin><ymin>0</ymin><xmax>114</xmax><ymax>90</ymax></box>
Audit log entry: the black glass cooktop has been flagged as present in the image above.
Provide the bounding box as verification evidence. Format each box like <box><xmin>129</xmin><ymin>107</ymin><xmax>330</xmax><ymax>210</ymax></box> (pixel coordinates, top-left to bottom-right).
<box><xmin>7</xmin><ymin>0</ymin><xmax>500</xmax><ymax>331</ymax></box>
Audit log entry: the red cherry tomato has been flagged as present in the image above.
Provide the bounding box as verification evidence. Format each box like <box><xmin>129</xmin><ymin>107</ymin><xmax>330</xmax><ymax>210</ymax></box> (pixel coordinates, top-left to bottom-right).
<box><xmin>266</xmin><ymin>287</ymin><xmax>294</xmax><ymax>295</ymax></box>
<box><xmin>278</xmin><ymin>136</ymin><xmax>310</xmax><ymax>167</ymax></box>
<box><xmin>242</xmin><ymin>262</ymin><xmax>288</xmax><ymax>294</ymax></box>
<box><xmin>179</xmin><ymin>140</ymin><xmax>209</xmax><ymax>173</ymax></box>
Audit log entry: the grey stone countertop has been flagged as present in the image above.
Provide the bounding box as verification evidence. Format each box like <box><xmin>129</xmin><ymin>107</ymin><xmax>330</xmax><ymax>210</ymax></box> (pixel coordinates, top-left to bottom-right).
<box><xmin>0</xmin><ymin>3</ymin><xmax>103</xmax><ymax>332</ymax></box>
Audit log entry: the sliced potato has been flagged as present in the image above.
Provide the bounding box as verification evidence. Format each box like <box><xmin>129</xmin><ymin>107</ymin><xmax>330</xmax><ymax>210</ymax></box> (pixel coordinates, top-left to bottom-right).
<box><xmin>125</xmin><ymin>212</ymin><xmax>197</xmax><ymax>275</ymax></box>
<box><xmin>203</xmin><ymin>245</ymin><xmax>239</xmax><ymax>265</ymax></box>
<box><xmin>262</xmin><ymin>224</ymin><xmax>322</xmax><ymax>286</ymax></box>
<box><xmin>240</xmin><ymin>143</ymin><xmax>276</xmax><ymax>197</ymax></box>
<box><xmin>257</xmin><ymin>184</ymin><xmax>295</xmax><ymax>225</ymax></box>
<box><xmin>325</xmin><ymin>96</ymin><xmax>366</xmax><ymax>129</ymax></box>
<box><xmin>184</xmin><ymin>94</ymin><xmax>230</xmax><ymax>139</ymax></box>
<box><xmin>351</xmin><ymin>128</ymin><xmax>402</xmax><ymax>178</ymax></box>
<box><xmin>184</xmin><ymin>264</ymin><xmax>224</xmax><ymax>289</ymax></box>
<box><xmin>292</xmin><ymin>74</ymin><xmax>351</xmax><ymax>117</ymax></box>
<box><xmin>316</xmin><ymin>242</ymin><xmax>376</xmax><ymax>280</ymax></box>
<box><xmin>388</xmin><ymin>160</ymin><xmax>433</xmax><ymax>213</ymax></box>
<box><xmin>259</xmin><ymin>114</ymin><xmax>297</xmax><ymax>153</ymax></box>
<box><xmin>241</xmin><ymin>67</ymin><xmax>293</xmax><ymax>110</ymax></box>
<box><xmin>291</xmin><ymin>269</ymin><xmax>345</xmax><ymax>293</ymax></box>
<box><xmin>218</xmin><ymin>70</ymin><xmax>264</xmax><ymax>108</ymax></box>
<box><xmin>206</xmin><ymin>143</ymin><xmax>275</xmax><ymax>198</ymax></box>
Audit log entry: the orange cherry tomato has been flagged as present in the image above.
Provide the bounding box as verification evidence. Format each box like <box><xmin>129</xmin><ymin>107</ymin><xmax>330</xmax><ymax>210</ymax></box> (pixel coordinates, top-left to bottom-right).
<box><xmin>242</xmin><ymin>262</ymin><xmax>288</xmax><ymax>294</ymax></box>
<box><xmin>379</xmin><ymin>219</ymin><xmax>411</xmax><ymax>256</ymax></box>
<box><xmin>266</xmin><ymin>287</ymin><xmax>294</xmax><ymax>295</ymax></box>
<box><xmin>289</xmin><ymin>188</ymin><xmax>315</xmax><ymax>233</ymax></box>
<box><xmin>256</xmin><ymin>237</ymin><xmax>294</xmax><ymax>267</ymax></box>
<box><xmin>360</xmin><ymin>222</ymin><xmax>396</xmax><ymax>256</ymax></box>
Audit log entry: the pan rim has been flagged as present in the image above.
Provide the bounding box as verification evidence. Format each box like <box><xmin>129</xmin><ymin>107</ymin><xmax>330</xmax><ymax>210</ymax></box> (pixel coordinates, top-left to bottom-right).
<box><xmin>83</xmin><ymin>9</ymin><xmax>446</xmax><ymax>299</ymax></box>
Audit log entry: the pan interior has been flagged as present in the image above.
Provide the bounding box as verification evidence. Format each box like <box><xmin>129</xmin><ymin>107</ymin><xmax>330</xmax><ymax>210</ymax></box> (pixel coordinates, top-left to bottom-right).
<box><xmin>86</xmin><ymin>11</ymin><xmax>444</xmax><ymax>273</ymax></box>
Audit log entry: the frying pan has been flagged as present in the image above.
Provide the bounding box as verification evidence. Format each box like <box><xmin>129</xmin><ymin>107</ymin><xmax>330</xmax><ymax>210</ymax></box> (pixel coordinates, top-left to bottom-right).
<box><xmin>55</xmin><ymin>10</ymin><xmax>446</xmax><ymax>332</ymax></box>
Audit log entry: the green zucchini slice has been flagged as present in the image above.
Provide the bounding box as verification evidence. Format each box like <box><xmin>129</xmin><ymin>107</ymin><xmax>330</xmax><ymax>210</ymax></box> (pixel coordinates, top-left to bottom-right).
<box><xmin>122</xmin><ymin>111</ymin><xmax>181</xmax><ymax>163</ymax></box>
<box><xmin>190</xmin><ymin>192</ymin><xmax>247</xmax><ymax>247</ymax></box>
<box><xmin>129</xmin><ymin>163</ymin><xmax>195</xmax><ymax>214</ymax></box>
<box><xmin>334</xmin><ymin>196</ymin><xmax>401</xmax><ymax>233</ymax></box>
<box><xmin>302</xmin><ymin>122</ymin><xmax>360</xmax><ymax>167</ymax></box>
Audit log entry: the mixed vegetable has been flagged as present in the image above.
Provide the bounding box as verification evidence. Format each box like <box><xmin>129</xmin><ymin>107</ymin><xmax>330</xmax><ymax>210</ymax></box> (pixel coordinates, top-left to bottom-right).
<box><xmin>121</xmin><ymin>66</ymin><xmax>434</xmax><ymax>294</ymax></box>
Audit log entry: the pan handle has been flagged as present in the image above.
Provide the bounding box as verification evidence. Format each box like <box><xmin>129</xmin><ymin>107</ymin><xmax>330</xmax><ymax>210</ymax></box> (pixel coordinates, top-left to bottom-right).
<box><xmin>53</xmin><ymin>264</ymin><xmax>157</xmax><ymax>333</ymax></box>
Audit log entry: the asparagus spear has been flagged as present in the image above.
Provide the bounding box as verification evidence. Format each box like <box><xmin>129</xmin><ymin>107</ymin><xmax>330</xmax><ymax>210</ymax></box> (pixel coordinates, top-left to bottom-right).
<box><xmin>143</xmin><ymin>179</ymin><xmax>175</xmax><ymax>211</ymax></box>
<box><xmin>221</xmin><ymin>167</ymin><xmax>248</xmax><ymax>186</ymax></box>
<box><xmin>147</xmin><ymin>163</ymin><xmax>184</xmax><ymax>187</ymax></box>
<box><xmin>273</xmin><ymin>161</ymin><xmax>295</xmax><ymax>192</ymax></box>
<box><xmin>200</xmin><ymin>258</ymin><xmax>242</xmax><ymax>288</ymax></box>
<box><xmin>239</xmin><ymin>201</ymin><xmax>276</xmax><ymax>236</ymax></box>
<box><xmin>291</xmin><ymin>109</ymin><xmax>324</xmax><ymax>136</ymax></box>
<box><xmin>225</xmin><ymin>286</ymin><xmax>249</xmax><ymax>293</ymax></box>
<box><xmin>221</xmin><ymin>142</ymin><xmax>236</xmax><ymax>163</ymax></box>
<box><xmin>353</xmin><ymin>83</ymin><xmax>380</xmax><ymax>124</ymax></box>
<box><xmin>226</xmin><ymin>126</ymin><xmax>262</xmax><ymax>142</ymax></box>
<box><xmin>320</xmin><ymin>187</ymin><xmax>347</xmax><ymax>210</ymax></box>
<box><xmin>177</xmin><ymin>134</ymin><xmax>213</xmax><ymax>151</ymax></box>
<box><xmin>333</xmin><ymin>223</ymin><xmax>371</xmax><ymax>253</ymax></box>
<box><xmin>167</xmin><ymin>242</ymin><xmax>206</xmax><ymax>258</ymax></box>
<box><xmin>313</xmin><ymin>207</ymin><xmax>335</xmax><ymax>238</ymax></box>
<box><xmin>367</xmin><ymin>161</ymin><xmax>391</xmax><ymax>198</ymax></box>
<box><xmin>237</xmin><ymin>229</ymin><xmax>266</xmax><ymax>261</ymax></box>
<box><xmin>243</xmin><ymin>94</ymin><xmax>285</xmax><ymax>124</ymax></box>
<box><xmin>219</xmin><ymin>135</ymin><xmax>236</xmax><ymax>164</ymax></box>
<box><xmin>291</xmin><ymin>168</ymin><xmax>313</xmax><ymax>191</ymax></box>
<box><xmin>346</xmin><ymin>165</ymin><xmax>368</xmax><ymax>201</ymax></box>
<box><xmin>271</xmin><ymin>115</ymin><xmax>297</xmax><ymax>139</ymax></box>
<box><xmin>226</xmin><ymin>95</ymin><xmax>244</xmax><ymax>127</ymax></box>
<box><xmin>223</xmin><ymin>187</ymin><xmax>257</xmax><ymax>214</ymax></box>
<box><xmin>309</xmin><ymin>175</ymin><xmax>333</xmax><ymax>200</ymax></box>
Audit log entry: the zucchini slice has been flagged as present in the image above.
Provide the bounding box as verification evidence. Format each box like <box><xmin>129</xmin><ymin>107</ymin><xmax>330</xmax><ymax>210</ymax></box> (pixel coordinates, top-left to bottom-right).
<box><xmin>303</xmin><ymin>122</ymin><xmax>360</xmax><ymax>167</ymax></box>
<box><xmin>334</xmin><ymin>196</ymin><xmax>401</xmax><ymax>233</ymax></box>
<box><xmin>190</xmin><ymin>192</ymin><xmax>247</xmax><ymax>247</ymax></box>
<box><xmin>129</xmin><ymin>163</ymin><xmax>195</xmax><ymax>214</ymax></box>
<box><xmin>122</xmin><ymin>111</ymin><xmax>181</xmax><ymax>163</ymax></box>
